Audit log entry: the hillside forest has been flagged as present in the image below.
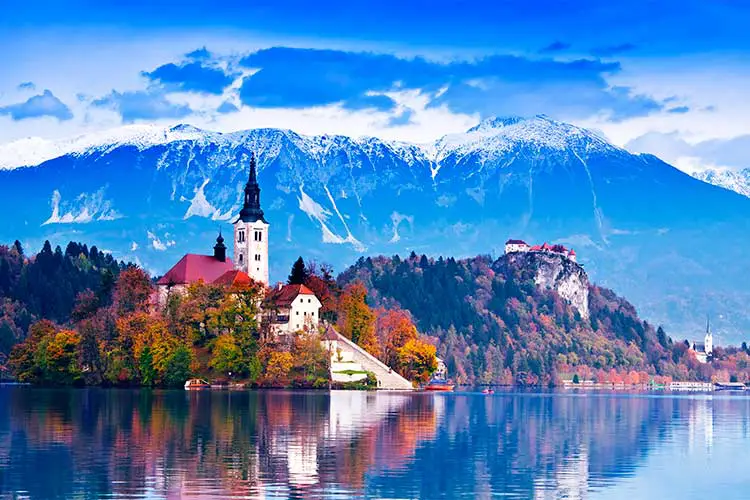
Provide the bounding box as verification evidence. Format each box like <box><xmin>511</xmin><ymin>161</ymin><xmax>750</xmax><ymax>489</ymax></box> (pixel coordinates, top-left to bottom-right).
<box><xmin>1</xmin><ymin>241</ymin><xmax>750</xmax><ymax>386</ymax></box>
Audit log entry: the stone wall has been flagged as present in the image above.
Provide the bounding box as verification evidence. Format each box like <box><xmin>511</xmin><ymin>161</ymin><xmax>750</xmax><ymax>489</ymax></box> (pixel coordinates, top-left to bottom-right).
<box><xmin>323</xmin><ymin>328</ymin><xmax>414</xmax><ymax>390</ymax></box>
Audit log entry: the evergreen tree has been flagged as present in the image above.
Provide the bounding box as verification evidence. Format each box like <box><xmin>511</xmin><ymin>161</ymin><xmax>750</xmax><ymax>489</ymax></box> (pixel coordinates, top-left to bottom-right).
<box><xmin>287</xmin><ymin>257</ymin><xmax>309</xmax><ymax>285</ymax></box>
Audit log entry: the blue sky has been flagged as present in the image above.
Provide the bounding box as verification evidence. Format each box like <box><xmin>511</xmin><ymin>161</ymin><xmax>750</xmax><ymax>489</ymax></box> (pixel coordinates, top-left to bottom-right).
<box><xmin>1</xmin><ymin>0</ymin><xmax>749</xmax><ymax>171</ymax></box>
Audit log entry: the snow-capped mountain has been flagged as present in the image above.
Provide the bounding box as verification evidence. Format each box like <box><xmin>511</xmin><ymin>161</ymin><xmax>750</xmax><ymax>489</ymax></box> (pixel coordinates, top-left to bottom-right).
<box><xmin>3</xmin><ymin>115</ymin><xmax>750</xmax><ymax>341</ymax></box>
<box><xmin>692</xmin><ymin>168</ymin><xmax>750</xmax><ymax>198</ymax></box>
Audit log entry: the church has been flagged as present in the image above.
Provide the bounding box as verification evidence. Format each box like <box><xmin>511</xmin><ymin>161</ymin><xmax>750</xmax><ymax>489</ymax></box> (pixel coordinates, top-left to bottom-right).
<box><xmin>689</xmin><ymin>318</ymin><xmax>714</xmax><ymax>364</ymax></box>
<box><xmin>156</xmin><ymin>153</ymin><xmax>322</xmax><ymax>335</ymax></box>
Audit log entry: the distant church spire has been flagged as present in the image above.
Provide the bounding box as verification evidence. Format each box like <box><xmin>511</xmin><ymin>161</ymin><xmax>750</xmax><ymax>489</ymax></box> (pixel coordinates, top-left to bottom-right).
<box><xmin>239</xmin><ymin>152</ymin><xmax>267</xmax><ymax>223</ymax></box>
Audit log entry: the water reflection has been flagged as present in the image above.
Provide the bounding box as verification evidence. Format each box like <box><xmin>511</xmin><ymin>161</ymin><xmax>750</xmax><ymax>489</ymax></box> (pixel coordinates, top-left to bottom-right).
<box><xmin>1</xmin><ymin>389</ymin><xmax>750</xmax><ymax>499</ymax></box>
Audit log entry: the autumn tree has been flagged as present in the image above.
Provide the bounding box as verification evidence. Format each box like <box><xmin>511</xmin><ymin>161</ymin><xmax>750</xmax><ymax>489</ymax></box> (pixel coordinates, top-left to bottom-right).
<box><xmin>113</xmin><ymin>267</ymin><xmax>153</xmax><ymax>316</ymax></box>
<box><xmin>377</xmin><ymin>308</ymin><xmax>419</xmax><ymax>367</ymax></box>
<box><xmin>8</xmin><ymin>320</ymin><xmax>57</xmax><ymax>383</ymax></box>
<box><xmin>44</xmin><ymin>329</ymin><xmax>82</xmax><ymax>385</ymax></box>
<box><xmin>397</xmin><ymin>339</ymin><xmax>437</xmax><ymax>384</ymax></box>
<box><xmin>265</xmin><ymin>351</ymin><xmax>294</xmax><ymax>386</ymax></box>
<box><xmin>338</xmin><ymin>282</ymin><xmax>379</xmax><ymax>356</ymax></box>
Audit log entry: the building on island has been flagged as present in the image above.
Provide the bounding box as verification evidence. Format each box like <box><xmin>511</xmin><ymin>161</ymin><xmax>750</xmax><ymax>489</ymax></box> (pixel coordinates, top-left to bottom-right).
<box><xmin>504</xmin><ymin>239</ymin><xmax>577</xmax><ymax>262</ymax></box>
<box><xmin>156</xmin><ymin>154</ymin><xmax>270</xmax><ymax>302</ymax></box>
<box><xmin>266</xmin><ymin>283</ymin><xmax>322</xmax><ymax>336</ymax></box>
<box><xmin>154</xmin><ymin>152</ymin><xmax>415</xmax><ymax>389</ymax></box>
<box><xmin>689</xmin><ymin>319</ymin><xmax>714</xmax><ymax>364</ymax></box>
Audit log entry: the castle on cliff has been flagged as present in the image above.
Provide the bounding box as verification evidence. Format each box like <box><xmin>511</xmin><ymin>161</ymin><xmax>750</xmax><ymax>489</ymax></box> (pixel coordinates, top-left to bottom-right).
<box><xmin>504</xmin><ymin>239</ymin><xmax>577</xmax><ymax>262</ymax></box>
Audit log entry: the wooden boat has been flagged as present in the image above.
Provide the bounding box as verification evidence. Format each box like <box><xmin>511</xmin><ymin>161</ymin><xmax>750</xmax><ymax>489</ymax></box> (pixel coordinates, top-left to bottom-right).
<box><xmin>184</xmin><ymin>378</ymin><xmax>210</xmax><ymax>390</ymax></box>
<box><xmin>423</xmin><ymin>379</ymin><xmax>455</xmax><ymax>392</ymax></box>
<box><xmin>482</xmin><ymin>388</ymin><xmax>495</xmax><ymax>394</ymax></box>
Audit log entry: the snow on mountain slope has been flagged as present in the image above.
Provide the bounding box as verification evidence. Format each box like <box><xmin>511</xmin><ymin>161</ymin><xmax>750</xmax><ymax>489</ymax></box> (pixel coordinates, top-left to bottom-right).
<box><xmin>0</xmin><ymin>124</ymin><xmax>221</xmax><ymax>170</ymax></box>
<box><xmin>692</xmin><ymin>168</ymin><xmax>750</xmax><ymax>198</ymax></box>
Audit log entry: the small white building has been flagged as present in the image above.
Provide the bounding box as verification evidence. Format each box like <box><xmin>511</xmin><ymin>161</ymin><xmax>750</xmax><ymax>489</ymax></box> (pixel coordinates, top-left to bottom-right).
<box><xmin>505</xmin><ymin>239</ymin><xmax>530</xmax><ymax>254</ymax></box>
<box><xmin>690</xmin><ymin>320</ymin><xmax>714</xmax><ymax>364</ymax></box>
<box><xmin>267</xmin><ymin>284</ymin><xmax>322</xmax><ymax>335</ymax></box>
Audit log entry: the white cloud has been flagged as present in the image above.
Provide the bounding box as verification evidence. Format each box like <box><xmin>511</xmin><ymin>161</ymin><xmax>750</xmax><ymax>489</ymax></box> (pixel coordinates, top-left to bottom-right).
<box><xmin>147</xmin><ymin>230</ymin><xmax>175</xmax><ymax>251</ymax></box>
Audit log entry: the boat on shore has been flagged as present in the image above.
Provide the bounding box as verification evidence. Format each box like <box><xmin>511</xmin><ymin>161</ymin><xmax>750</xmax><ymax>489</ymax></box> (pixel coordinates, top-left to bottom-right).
<box><xmin>423</xmin><ymin>379</ymin><xmax>455</xmax><ymax>392</ymax></box>
<box><xmin>184</xmin><ymin>378</ymin><xmax>210</xmax><ymax>390</ymax></box>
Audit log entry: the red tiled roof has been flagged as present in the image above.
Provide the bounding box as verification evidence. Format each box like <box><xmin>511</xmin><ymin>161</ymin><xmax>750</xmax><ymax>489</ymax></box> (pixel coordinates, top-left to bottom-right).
<box><xmin>530</xmin><ymin>245</ymin><xmax>542</xmax><ymax>251</ymax></box>
<box><xmin>568</xmin><ymin>249</ymin><xmax>576</xmax><ymax>255</ymax></box>
<box><xmin>269</xmin><ymin>283</ymin><xmax>317</xmax><ymax>307</ymax></box>
<box><xmin>213</xmin><ymin>269</ymin><xmax>254</xmax><ymax>288</ymax></box>
<box><xmin>156</xmin><ymin>254</ymin><xmax>234</xmax><ymax>286</ymax></box>
<box><xmin>505</xmin><ymin>239</ymin><xmax>527</xmax><ymax>245</ymax></box>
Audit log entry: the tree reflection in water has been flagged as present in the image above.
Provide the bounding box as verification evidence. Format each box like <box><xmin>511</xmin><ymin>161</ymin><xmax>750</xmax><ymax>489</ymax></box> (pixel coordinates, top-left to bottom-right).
<box><xmin>0</xmin><ymin>388</ymin><xmax>734</xmax><ymax>499</ymax></box>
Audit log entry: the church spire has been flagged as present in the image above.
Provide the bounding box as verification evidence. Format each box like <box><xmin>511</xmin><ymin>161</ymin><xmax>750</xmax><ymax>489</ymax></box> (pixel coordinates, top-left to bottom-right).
<box><xmin>238</xmin><ymin>152</ymin><xmax>267</xmax><ymax>223</ymax></box>
<box><xmin>213</xmin><ymin>228</ymin><xmax>226</xmax><ymax>262</ymax></box>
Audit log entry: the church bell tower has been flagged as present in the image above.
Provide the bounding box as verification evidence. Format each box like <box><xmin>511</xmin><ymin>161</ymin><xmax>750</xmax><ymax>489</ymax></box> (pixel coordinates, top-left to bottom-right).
<box><xmin>234</xmin><ymin>153</ymin><xmax>269</xmax><ymax>285</ymax></box>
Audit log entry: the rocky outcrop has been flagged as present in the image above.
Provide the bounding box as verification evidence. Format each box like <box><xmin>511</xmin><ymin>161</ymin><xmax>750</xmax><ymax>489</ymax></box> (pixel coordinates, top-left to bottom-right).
<box><xmin>498</xmin><ymin>251</ymin><xmax>590</xmax><ymax>319</ymax></box>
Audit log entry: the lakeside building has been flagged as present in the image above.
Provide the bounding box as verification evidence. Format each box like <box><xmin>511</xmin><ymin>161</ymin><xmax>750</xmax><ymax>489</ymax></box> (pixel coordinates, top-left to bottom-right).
<box><xmin>689</xmin><ymin>319</ymin><xmax>713</xmax><ymax>364</ymax></box>
<box><xmin>155</xmin><ymin>153</ymin><xmax>322</xmax><ymax>333</ymax></box>
<box><xmin>504</xmin><ymin>239</ymin><xmax>577</xmax><ymax>262</ymax></box>
<box><xmin>153</xmin><ymin>153</ymin><xmax>413</xmax><ymax>389</ymax></box>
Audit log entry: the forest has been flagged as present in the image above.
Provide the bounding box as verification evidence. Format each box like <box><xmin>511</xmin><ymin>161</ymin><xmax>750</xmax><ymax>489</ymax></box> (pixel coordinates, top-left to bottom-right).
<box><xmin>338</xmin><ymin>253</ymin><xmax>750</xmax><ymax>385</ymax></box>
<box><xmin>2</xmin><ymin>241</ymin><xmax>750</xmax><ymax>386</ymax></box>
<box><xmin>0</xmin><ymin>243</ymin><xmax>435</xmax><ymax>387</ymax></box>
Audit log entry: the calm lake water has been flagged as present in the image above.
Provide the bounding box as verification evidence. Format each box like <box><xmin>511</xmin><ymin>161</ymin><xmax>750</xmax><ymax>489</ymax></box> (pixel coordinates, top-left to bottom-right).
<box><xmin>1</xmin><ymin>388</ymin><xmax>750</xmax><ymax>499</ymax></box>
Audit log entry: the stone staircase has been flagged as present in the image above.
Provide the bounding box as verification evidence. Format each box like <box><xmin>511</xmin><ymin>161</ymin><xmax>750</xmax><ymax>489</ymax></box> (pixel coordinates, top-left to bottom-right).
<box><xmin>323</xmin><ymin>326</ymin><xmax>414</xmax><ymax>391</ymax></box>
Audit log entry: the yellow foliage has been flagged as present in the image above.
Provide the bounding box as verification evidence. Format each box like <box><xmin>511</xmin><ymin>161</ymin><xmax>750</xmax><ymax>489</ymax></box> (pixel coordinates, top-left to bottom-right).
<box><xmin>265</xmin><ymin>351</ymin><xmax>294</xmax><ymax>385</ymax></box>
<box><xmin>397</xmin><ymin>339</ymin><xmax>438</xmax><ymax>384</ymax></box>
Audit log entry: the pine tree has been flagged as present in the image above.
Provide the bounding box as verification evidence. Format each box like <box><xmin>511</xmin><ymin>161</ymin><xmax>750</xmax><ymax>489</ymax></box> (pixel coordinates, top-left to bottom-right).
<box><xmin>287</xmin><ymin>257</ymin><xmax>309</xmax><ymax>285</ymax></box>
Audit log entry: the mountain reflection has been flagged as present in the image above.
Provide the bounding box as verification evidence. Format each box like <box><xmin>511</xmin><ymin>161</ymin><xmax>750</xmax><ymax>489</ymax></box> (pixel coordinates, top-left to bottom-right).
<box><xmin>0</xmin><ymin>389</ymin><xmax>733</xmax><ymax>499</ymax></box>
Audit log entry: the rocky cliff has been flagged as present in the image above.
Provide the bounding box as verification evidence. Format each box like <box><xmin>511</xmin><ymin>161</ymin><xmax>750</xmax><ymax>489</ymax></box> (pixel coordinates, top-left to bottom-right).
<box><xmin>496</xmin><ymin>252</ymin><xmax>590</xmax><ymax>319</ymax></box>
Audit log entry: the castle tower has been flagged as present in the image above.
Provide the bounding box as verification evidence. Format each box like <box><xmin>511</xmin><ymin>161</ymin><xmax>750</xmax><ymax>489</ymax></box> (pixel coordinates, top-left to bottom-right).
<box><xmin>234</xmin><ymin>153</ymin><xmax>269</xmax><ymax>285</ymax></box>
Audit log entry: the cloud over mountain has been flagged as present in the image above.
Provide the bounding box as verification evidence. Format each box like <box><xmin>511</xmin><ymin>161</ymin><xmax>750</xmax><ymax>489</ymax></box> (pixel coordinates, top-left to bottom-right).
<box><xmin>0</xmin><ymin>90</ymin><xmax>73</xmax><ymax>121</ymax></box>
<box><xmin>237</xmin><ymin>47</ymin><xmax>667</xmax><ymax>121</ymax></box>
<box><xmin>143</xmin><ymin>60</ymin><xmax>239</xmax><ymax>95</ymax></box>
<box><xmin>93</xmin><ymin>90</ymin><xmax>193</xmax><ymax>122</ymax></box>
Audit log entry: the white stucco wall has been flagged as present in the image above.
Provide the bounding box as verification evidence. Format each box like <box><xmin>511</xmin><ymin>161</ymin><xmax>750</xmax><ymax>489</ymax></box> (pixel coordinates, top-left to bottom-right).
<box><xmin>273</xmin><ymin>293</ymin><xmax>322</xmax><ymax>334</ymax></box>
<box><xmin>233</xmin><ymin>219</ymin><xmax>269</xmax><ymax>285</ymax></box>
<box><xmin>505</xmin><ymin>243</ymin><xmax>529</xmax><ymax>254</ymax></box>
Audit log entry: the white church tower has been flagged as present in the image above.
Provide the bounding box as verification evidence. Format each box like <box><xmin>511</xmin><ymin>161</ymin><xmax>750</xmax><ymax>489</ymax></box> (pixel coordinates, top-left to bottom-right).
<box><xmin>234</xmin><ymin>153</ymin><xmax>269</xmax><ymax>285</ymax></box>
<box><xmin>704</xmin><ymin>317</ymin><xmax>713</xmax><ymax>357</ymax></box>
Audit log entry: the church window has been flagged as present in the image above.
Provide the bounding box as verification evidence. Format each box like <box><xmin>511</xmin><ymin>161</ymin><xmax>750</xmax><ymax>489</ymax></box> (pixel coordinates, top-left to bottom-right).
<box><xmin>254</xmin><ymin>230</ymin><xmax>262</xmax><ymax>242</ymax></box>
<box><xmin>255</xmin><ymin>254</ymin><xmax>261</xmax><ymax>261</ymax></box>
<box><xmin>239</xmin><ymin>254</ymin><xmax>243</xmax><ymax>263</ymax></box>
<box><xmin>238</xmin><ymin>230</ymin><xmax>245</xmax><ymax>243</ymax></box>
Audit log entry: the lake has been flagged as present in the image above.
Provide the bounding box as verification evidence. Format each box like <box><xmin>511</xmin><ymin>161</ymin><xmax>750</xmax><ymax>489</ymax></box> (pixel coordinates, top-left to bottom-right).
<box><xmin>1</xmin><ymin>388</ymin><xmax>750</xmax><ymax>499</ymax></box>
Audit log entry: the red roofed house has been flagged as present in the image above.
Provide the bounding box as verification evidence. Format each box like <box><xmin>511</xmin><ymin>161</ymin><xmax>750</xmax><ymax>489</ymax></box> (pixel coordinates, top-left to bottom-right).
<box><xmin>266</xmin><ymin>283</ymin><xmax>322</xmax><ymax>335</ymax></box>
